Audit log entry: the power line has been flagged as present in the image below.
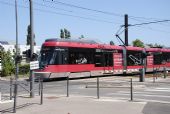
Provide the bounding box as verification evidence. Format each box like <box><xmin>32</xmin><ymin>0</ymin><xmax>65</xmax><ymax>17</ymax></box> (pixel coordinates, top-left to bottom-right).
<box><xmin>33</xmin><ymin>1</ymin><xmax>121</xmax><ymax>24</ymax></box>
<box><xmin>33</xmin><ymin>1</ymin><xmax>73</xmax><ymax>13</ymax></box>
<box><xmin>129</xmin><ymin>15</ymin><xmax>168</xmax><ymax>22</ymax></box>
<box><xmin>129</xmin><ymin>16</ymin><xmax>170</xmax><ymax>28</ymax></box>
<box><xmin>0</xmin><ymin>1</ymin><xmax>119</xmax><ymax>24</ymax></box>
<box><xmin>133</xmin><ymin>25</ymin><xmax>170</xmax><ymax>34</ymax></box>
<box><xmin>129</xmin><ymin>20</ymin><xmax>170</xmax><ymax>27</ymax></box>
<box><xmin>115</xmin><ymin>26</ymin><xmax>123</xmax><ymax>35</ymax></box>
<box><xmin>115</xmin><ymin>19</ymin><xmax>170</xmax><ymax>36</ymax></box>
<box><xmin>2</xmin><ymin>0</ymin><xmax>170</xmax><ymax>35</ymax></box>
<box><xmin>43</xmin><ymin>0</ymin><xmax>170</xmax><ymax>30</ymax></box>
<box><xmin>34</xmin><ymin>8</ymin><xmax>116</xmax><ymax>24</ymax></box>
<box><xmin>45</xmin><ymin>0</ymin><xmax>170</xmax><ymax>24</ymax></box>
<box><xmin>44</xmin><ymin>0</ymin><xmax>124</xmax><ymax>17</ymax></box>
<box><xmin>116</xmin><ymin>27</ymin><xmax>126</xmax><ymax>36</ymax></box>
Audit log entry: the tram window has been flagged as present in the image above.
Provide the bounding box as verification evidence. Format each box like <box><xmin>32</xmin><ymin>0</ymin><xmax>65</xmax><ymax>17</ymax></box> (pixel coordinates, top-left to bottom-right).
<box><xmin>104</xmin><ymin>53</ymin><xmax>113</xmax><ymax>66</ymax></box>
<box><xmin>94</xmin><ymin>51</ymin><xmax>113</xmax><ymax>67</ymax></box>
<box><xmin>127</xmin><ymin>51</ymin><xmax>142</xmax><ymax>66</ymax></box>
<box><xmin>53</xmin><ymin>48</ymin><xmax>68</xmax><ymax>65</ymax></box>
<box><xmin>154</xmin><ymin>53</ymin><xmax>162</xmax><ymax>65</ymax></box>
<box><xmin>68</xmin><ymin>48</ymin><xmax>94</xmax><ymax>64</ymax></box>
<box><xmin>95</xmin><ymin>53</ymin><xmax>104</xmax><ymax>67</ymax></box>
<box><xmin>162</xmin><ymin>53</ymin><xmax>170</xmax><ymax>63</ymax></box>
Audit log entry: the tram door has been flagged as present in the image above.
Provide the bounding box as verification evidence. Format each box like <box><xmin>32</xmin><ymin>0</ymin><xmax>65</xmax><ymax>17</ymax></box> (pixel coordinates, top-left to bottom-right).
<box><xmin>94</xmin><ymin>52</ymin><xmax>104</xmax><ymax>67</ymax></box>
<box><xmin>94</xmin><ymin>49</ymin><xmax>113</xmax><ymax>72</ymax></box>
<box><xmin>103</xmin><ymin>52</ymin><xmax>113</xmax><ymax>72</ymax></box>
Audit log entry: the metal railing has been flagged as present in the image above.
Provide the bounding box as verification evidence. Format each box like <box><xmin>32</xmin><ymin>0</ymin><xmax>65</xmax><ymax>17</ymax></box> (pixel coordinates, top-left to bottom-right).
<box><xmin>0</xmin><ymin>76</ymin><xmax>43</xmax><ymax>113</ymax></box>
<box><xmin>64</xmin><ymin>76</ymin><xmax>134</xmax><ymax>101</ymax></box>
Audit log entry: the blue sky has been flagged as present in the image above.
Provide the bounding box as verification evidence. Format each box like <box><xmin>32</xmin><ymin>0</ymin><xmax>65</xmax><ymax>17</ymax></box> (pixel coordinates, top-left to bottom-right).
<box><xmin>0</xmin><ymin>0</ymin><xmax>170</xmax><ymax>46</ymax></box>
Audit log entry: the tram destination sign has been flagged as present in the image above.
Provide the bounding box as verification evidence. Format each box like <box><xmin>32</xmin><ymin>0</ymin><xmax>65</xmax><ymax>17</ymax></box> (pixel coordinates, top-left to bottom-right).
<box><xmin>30</xmin><ymin>61</ymin><xmax>39</xmax><ymax>70</ymax></box>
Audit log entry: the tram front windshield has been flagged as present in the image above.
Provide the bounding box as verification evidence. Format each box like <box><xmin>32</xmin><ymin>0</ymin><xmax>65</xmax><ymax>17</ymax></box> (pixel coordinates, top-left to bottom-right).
<box><xmin>40</xmin><ymin>46</ymin><xmax>56</xmax><ymax>67</ymax></box>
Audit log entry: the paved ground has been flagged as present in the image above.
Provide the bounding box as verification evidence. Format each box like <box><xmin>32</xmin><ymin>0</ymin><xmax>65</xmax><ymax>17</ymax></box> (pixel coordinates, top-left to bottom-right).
<box><xmin>1</xmin><ymin>75</ymin><xmax>170</xmax><ymax>114</ymax></box>
<box><xmin>1</xmin><ymin>94</ymin><xmax>170</xmax><ymax>114</ymax></box>
<box><xmin>0</xmin><ymin>95</ymin><xmax>146</xmax><ymax>114</ymax></box>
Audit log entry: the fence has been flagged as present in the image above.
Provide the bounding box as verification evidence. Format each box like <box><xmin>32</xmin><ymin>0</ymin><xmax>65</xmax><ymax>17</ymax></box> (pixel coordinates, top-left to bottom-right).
<box><xmin>0</xmin><ymin>77</ymin><xmax>43</xmax><ymax>113</ymax></box>
<box><xmin>41</xmin><ymin>76</ymin><xmax>135</xmax><ymax>101</ymax></box>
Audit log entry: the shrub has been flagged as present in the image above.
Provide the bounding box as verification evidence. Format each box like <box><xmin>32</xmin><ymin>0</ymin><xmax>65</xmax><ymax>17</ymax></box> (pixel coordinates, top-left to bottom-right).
<box><xmin>1</xmin><ymin>50</ymin><xmax>15</xmax><ymax>77</ymax></box>
<box><xmin>19</xmin><ymin>64</ymin><xmax>30</xmax><ymax>75</ymax></box>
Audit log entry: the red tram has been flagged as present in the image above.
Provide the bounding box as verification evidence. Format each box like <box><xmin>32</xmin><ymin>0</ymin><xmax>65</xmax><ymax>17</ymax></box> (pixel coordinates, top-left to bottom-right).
<box><xmin>35</xmin><ymin>38</ymin><xmax>170</xmax><ymax>79</ymax></box>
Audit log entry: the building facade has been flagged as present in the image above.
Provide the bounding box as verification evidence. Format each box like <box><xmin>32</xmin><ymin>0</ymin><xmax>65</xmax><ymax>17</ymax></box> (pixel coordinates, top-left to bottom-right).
<box><xmin>0</xmin><ymin>41</ymin><xmax>41</xmax><ymax>64</ymax></box>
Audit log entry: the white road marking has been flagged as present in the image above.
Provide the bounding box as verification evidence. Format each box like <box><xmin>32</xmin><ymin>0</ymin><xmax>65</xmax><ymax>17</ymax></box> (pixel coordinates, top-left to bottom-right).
<box><xmin>156</xmin><ymin>87</ymin><xmax>170</xmax><ymax>90</ymax></box>
<box><xmin>0</xmin><ymin>100</ymin><xmax>13</xmax><ymax>104</ymax></box>
<box><xmin>134</xmin><ymin>98</ymin><xmax>170</xmax><ymax>104</ymax></box>
<box><xmin>108</xmin><ymin>92</ymin><xmax>170</xmax><ymax>98</ymax></box>
<box><xmin>145</xmin><ymin>87</ymin><xmax>170</xmax><ymax>92</ymax></box>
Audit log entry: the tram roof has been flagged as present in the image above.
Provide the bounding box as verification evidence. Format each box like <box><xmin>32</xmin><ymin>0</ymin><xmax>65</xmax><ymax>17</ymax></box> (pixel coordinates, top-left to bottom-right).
<box><xmin>44</xmin><ymin>38</ymin><xmax>124</xmax><ymax>50</ymax></box>
<box><xmin>145</xmin><ymin>48</ymin><xmax>162</xmax><ymax>52</ymax></box>
<box><xmin>126</xmin><ymin>46</ymin><xmax>143</xmax><ymax>51</ymax></box>
<box><xmin>45</xmin><ymin>38</ymin><xmax>98</xmax><ymax>44</ymax></box>
<box><xmin>161</xmin><ymin>48</ymin><xmax>170</xmax><ymax>52</ymax></box>
<box><xmin>43</xmin><ymin>38</ymin><xmax>170</xmax><ymax>52</ymax></box>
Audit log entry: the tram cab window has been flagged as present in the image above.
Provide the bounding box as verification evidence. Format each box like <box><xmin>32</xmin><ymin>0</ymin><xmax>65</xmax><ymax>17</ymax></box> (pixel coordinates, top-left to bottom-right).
<box><xmin>40</xmin><ymin>46</ymin><xmax>68</xmax><ymax>65</ymax></box>
<box><xmin>40</xmin><ymin>46</ymin><xmax>55</xmax><ymax>66</ymax></box>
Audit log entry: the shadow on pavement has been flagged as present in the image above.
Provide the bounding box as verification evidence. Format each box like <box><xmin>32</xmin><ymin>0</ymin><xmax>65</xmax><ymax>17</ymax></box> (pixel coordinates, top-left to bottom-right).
<box><xmin>0</xmin><ymin>103</ymin><xmax>39</xmax><ymax>114</ymax></box>
<box><xmin>142</xmin><ymin>102</ymin><xmax>170</xmax><ymax>114</ymax></box>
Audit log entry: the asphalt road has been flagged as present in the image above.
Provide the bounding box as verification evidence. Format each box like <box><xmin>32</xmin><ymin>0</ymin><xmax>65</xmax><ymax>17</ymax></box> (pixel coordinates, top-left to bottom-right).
<box><xmin>1</xmin><ymin>76</ymin><xmax>170</xmax><ymax>102</ymax></box>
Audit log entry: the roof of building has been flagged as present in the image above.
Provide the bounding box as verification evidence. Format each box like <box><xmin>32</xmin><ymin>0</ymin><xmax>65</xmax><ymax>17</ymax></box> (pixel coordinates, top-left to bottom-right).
<box><xmin>0</xmin><ymin>41</ymin><xmax>9</xmax><ymax>45</ymax></box>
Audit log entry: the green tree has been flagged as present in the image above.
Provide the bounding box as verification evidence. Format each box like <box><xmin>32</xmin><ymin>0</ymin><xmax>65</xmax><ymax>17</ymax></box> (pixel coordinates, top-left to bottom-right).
<box><xmin>64</xmin><ymin>29</ymin><xmax>68</xmax><ymax>38</ymax></box>
<box><xmin>146</xmin><ymin>43</ymin><xmax>163</xmax><ymax>48</ymax></box>
<box><xmin>132</xmin><ymin>39</ymin><xmax>144</xmax><ymax>48</ymax></box>
<box><xmin>60</xmin><ymin>29</ymin><xmax>64</xmax><ymax>38</ymax></box>
<box><xmin>154</xmin><ymin>43</ymin><xmax>163</xmax><ymax>48</ymax></box>
<box><xmin>110</xmin><ymin>41</ymin><xmax>115</xmax><ymax>45</ymax></box>
<box><xmin>146</xmin><ymin>43</ymin><xmax>154</xmax><ymax>47</ymax></box>
<box><xmin>79</xmin><ymin>35</ymin><xmax>84</xmax><ymax>39</ymax></box>
<box><xmin>1</xmin><ymin>50</ymin><xmax>15</xmax><ymax>76</ymax></box>
<box><xmin>27</xmin><ymin>25</ymin><xmax>36</xmax><ymax>45</ymax></box>
<box><xmin>60</xmin><ymin>28</ymin><xmax>71</xmax><ymax>39</ymax></box>
<box><xmin>67</xmin><ymin>31</ymin><xmax>71</xmax><ymax>38</ymax></box>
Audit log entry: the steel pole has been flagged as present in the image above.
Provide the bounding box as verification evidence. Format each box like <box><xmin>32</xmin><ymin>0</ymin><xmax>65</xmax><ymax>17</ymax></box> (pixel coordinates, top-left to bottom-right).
<box><xmin>40</xmin><ymin>77</ymin><xmax>43</xmax><ymax>105</ymax></box>
<box><xmin>130</xmin><ymin>78</ymin><xmax>133</xmax><ymax>101</ymax></box>
<box><xmin>10</xmin><ymin>78</ymin><xmax>13</xmax><ymax>100</ymax></box>
<box><xmin>67</xmin><ymin>76</ymin><xmax>69</xmax><ymax>97</ymax></box>
<box><xmin>13</xmin><ymin>0</ymin><xmax>19</xmax><ymax>112</ymax></box>
<box><xmin>29</xmin><ymin>0</ymin><xmax>35</xmax><ymax>98</ymax></box>
<box><xmin>97</xmin><ymin>77</ymin><xmax>99</xmax><ymax>99</ymax></box>
<box><xmin>125</xmin><ymin>14</ymin><xmax>128</xmax><ymax>46</ymax></box>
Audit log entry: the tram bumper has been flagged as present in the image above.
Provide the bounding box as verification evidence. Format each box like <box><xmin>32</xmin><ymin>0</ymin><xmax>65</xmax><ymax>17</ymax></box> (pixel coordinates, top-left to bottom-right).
<box><xmin>34</xmin><ymin>71</ymin><xmax>52</xmax><ymax>79</ymax></box>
